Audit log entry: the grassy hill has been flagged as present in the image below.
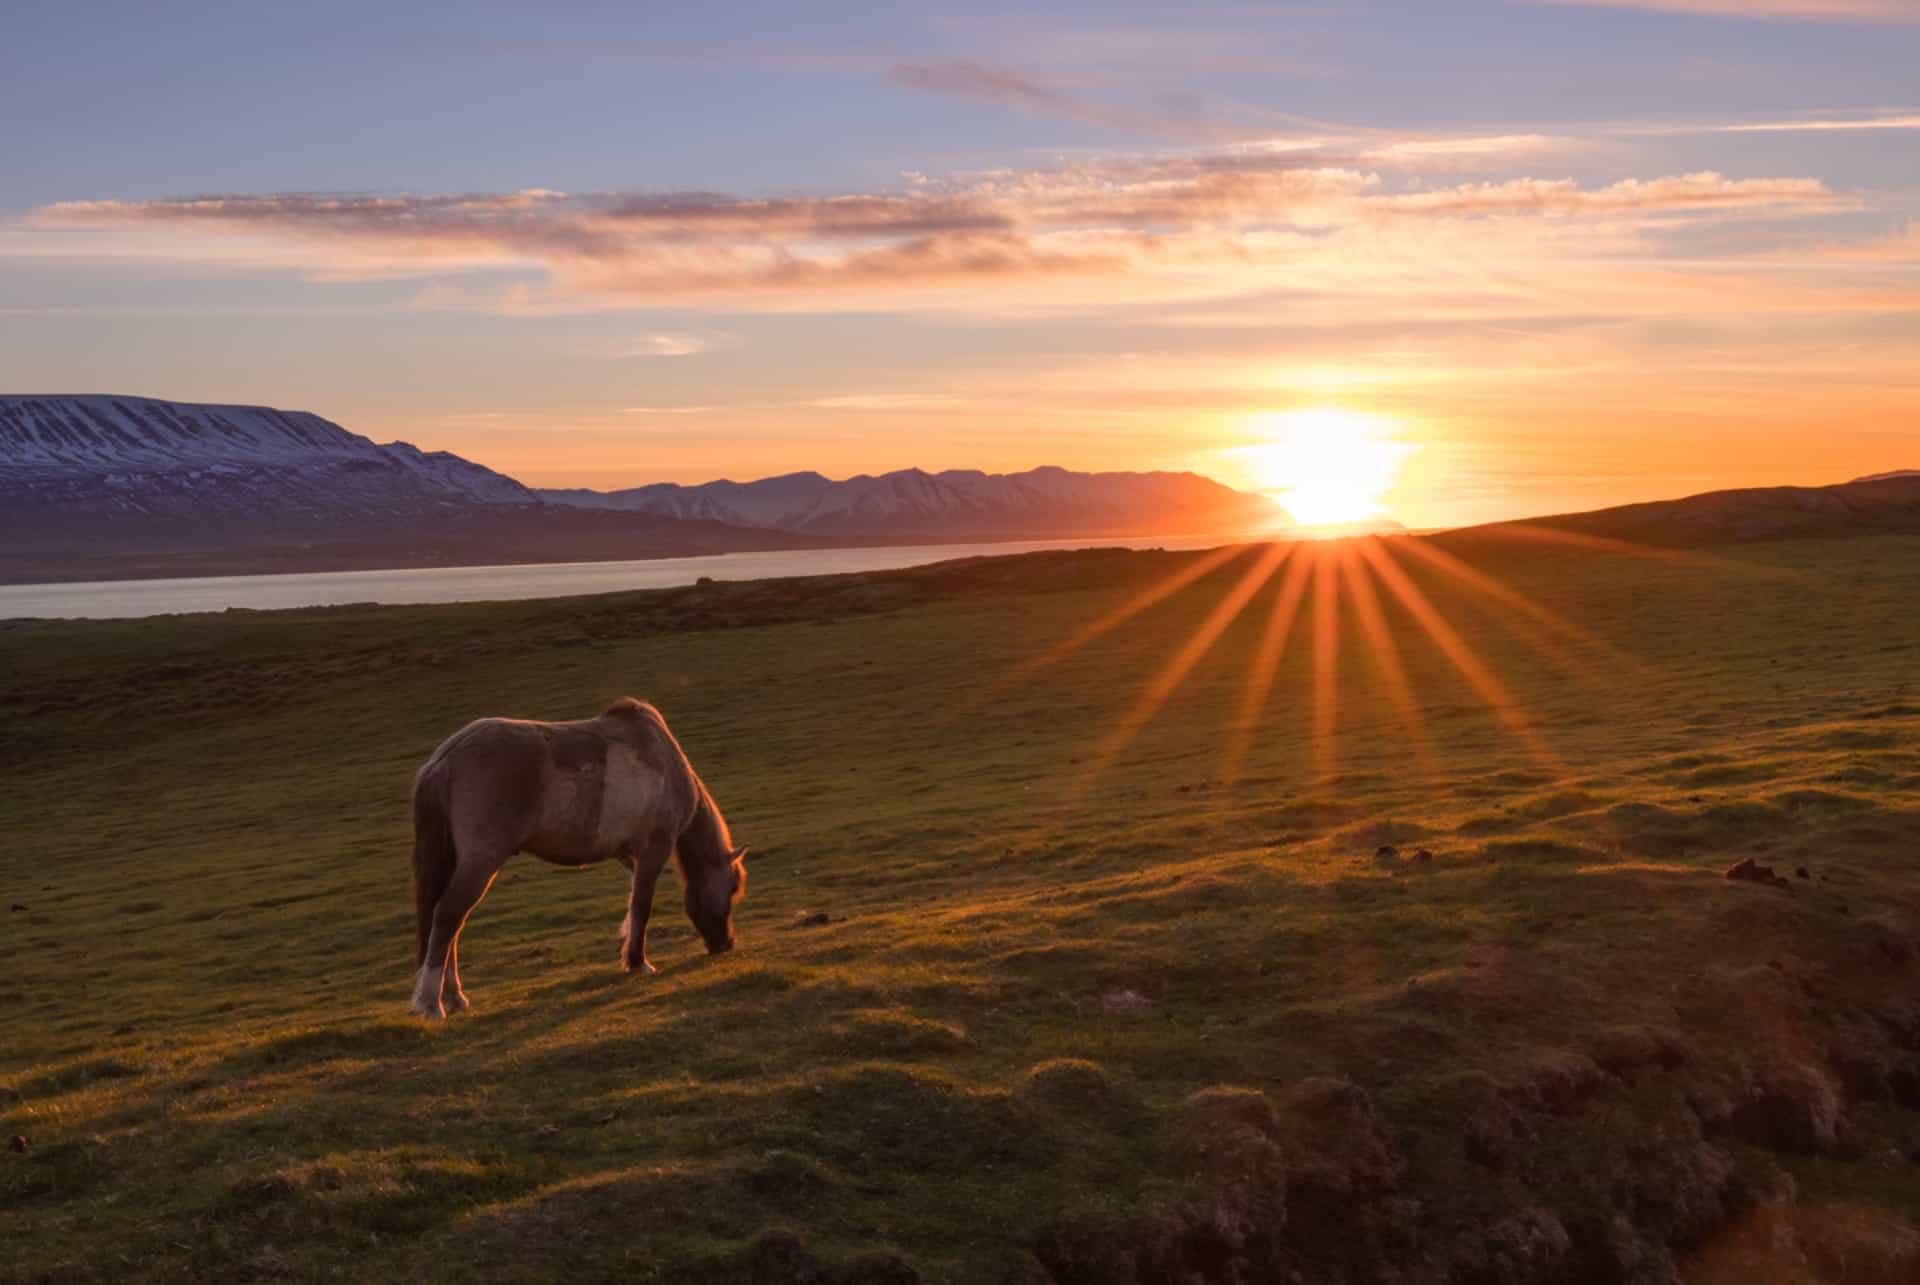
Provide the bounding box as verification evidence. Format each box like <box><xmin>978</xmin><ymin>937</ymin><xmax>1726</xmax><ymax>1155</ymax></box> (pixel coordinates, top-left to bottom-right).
<box><xmin>4</xmin><ymin>531</ymin><xmax>1920</xmax><ymax>1282</ymax></box>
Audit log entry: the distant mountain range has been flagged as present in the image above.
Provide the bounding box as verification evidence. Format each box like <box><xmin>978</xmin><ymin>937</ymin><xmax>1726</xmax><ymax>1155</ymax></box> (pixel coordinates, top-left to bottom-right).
<box><xmin>0</xmin><ymin>396</ymin><xmax>1290</xmax><ymax>583</ymax></box>
<box><xmin>9</xmin><ymin>394</ymin><xmax>1914</xmax><ymax>587</ymax></box>
<box><xmin>540</xmin><ymin>465</ymin><xmax>1283</xmax><ymax>539</ymax></box>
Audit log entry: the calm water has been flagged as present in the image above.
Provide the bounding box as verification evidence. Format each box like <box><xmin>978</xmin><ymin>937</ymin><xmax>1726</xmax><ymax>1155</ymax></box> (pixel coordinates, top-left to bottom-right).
<box><xmin>1</xmin><ymin>534</ymin><xmax>1242</xmax><ymax>621</ymax></box>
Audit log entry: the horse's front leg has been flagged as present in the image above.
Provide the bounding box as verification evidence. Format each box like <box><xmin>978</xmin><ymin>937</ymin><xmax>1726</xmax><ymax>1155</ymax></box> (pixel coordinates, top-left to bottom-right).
<box><xmin>621</xmin><ymin>834</ymin><xmax>674</xmax><ymax>976</ymax></box>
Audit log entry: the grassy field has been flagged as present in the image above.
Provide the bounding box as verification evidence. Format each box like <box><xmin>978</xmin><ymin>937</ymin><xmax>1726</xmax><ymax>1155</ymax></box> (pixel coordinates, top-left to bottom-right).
<box><xmin>5</xmin><ymin>532</ymin><xmax>1920</xmax><ymax>1283</ymax></box>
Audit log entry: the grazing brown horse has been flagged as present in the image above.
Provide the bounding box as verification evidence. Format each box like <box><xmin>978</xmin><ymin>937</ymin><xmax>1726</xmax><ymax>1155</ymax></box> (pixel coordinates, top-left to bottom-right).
<box><xmin>408</xmin><ymin>698</ymin><xmax>747</xmax><ymax>1019</ymax></box>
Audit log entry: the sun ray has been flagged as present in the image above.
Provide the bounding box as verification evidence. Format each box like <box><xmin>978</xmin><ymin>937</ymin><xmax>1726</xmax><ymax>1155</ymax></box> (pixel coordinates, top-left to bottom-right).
<box><xmin>1312</xmin><ymin>545</ymin><xmax>1342</xmax><ymax>783</ymax></box>
<box><xmin>1221</xmin><ymin>540</ymin><xmax>1316</xmax><ymax>788</ymax></box>
<box><xmin>1354</xmin><ymin>537</ymin><xmax>1560</xmax><ymax>773</ymax></box>
<box><xmin>1386</xmin><ymin>534</ymin><xmax>1652</xmax><ymax>684</ymax></box>
<box><xmin>1456</xmin><ymin>522</ymin><xmax>1806</xmax><ymax>583</ymax></box>
<box><xmin>1079</xmin><ymin>542</ymin><xmax>1294</xmax><ymax>785</ymax></box>
<box><xmin>1336</xmin><ymin>542</ymin><xmax>1436</xmax><ymax>773</ymax></box>
<box><xmin>979</xmin><ymin>542</ymin><xmax>1256</xmax><ymax>701</ymax></box>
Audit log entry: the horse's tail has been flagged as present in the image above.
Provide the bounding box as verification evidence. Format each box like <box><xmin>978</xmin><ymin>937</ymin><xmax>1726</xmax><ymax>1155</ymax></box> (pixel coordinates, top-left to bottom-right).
<box><xmin>411</xmin><ymin>768</ymin><xmax>457</xmax><ymax>968</ymax></box>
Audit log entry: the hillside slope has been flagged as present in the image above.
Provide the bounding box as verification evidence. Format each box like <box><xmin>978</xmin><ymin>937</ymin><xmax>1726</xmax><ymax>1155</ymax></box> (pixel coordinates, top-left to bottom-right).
<box><xmin>5</xmin><ymin>532</ymin><xmax>1920</xmax><ymax>1282</ymax></box>
<box><xmin>1443</xmin><ymin>473</ymin><xmax>1920</xmax><ymax>547</ymax></box>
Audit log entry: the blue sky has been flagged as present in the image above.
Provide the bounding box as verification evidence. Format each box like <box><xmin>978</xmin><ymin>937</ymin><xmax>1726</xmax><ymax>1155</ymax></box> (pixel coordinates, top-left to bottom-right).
<box><xmin>4</xmin><ymin>0</ymin><xmax>1918</xmax><ymax>524</ymax></box>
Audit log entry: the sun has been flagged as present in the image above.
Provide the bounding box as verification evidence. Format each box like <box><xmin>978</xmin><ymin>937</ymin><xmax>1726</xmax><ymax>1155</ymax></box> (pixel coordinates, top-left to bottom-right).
<box><xmin>1241</xmin><ymin>408</ymin><xmax>1412</xmax><ymax>528</ymax></box>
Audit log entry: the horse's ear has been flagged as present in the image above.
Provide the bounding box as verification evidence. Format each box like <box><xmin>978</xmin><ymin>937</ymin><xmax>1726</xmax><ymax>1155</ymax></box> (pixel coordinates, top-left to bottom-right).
<box><xmin>730</xmin><ymin>845</ymin><xmax>749</xmax><ymax>864</ymax></box>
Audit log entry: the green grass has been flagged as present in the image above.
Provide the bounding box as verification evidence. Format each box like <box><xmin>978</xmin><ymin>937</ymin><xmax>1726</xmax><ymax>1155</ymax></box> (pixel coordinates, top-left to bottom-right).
<box><xmin>4</xmin><ymin>535</ymin><xmax>1920</xmax><ymax>1282</ymax></box>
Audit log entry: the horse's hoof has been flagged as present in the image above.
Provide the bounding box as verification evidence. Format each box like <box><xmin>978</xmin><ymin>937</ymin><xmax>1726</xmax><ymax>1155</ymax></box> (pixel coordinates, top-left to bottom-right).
<box><xmin>622</xmin><ymin>959</ymin><xmax>657</xmax><ymax>976</ymax></box>
<box><xmin>412</xmin><ymin>1003</ymin><xmax>446</xmax><ymax>1022</ymax></box>
<box><xmin>444</xmin><ymin>993</ymin><xmax>470</xmax><ymax>1014</ymax></box>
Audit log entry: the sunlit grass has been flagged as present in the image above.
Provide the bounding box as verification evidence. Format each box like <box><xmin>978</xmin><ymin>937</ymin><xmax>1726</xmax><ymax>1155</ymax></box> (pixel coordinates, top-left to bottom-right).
<box><xmin>4</xmin><ymin>533</ymin><xmax>1920</xmax><ymax>1280</ymax></box>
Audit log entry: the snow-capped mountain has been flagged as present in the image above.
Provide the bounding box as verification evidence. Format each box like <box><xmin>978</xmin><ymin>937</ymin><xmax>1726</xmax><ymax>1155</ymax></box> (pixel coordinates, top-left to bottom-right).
<box><xmin>541</xmin><ymin>465</ymin><xmax>1291</xmax><ymax>538</ymax></box>
<box><xmin>0</xmin><ymin>395</ymin><xmax>535</xmax><ymax>526</ymax></box>
<box><xmin>3</xmin><ymin>394</ymin><xmax>1290</xmax><ymax>583</ymax></box>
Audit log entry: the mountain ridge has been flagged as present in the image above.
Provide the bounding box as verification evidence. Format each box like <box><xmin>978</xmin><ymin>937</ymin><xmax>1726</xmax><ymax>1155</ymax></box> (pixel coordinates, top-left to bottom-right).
<box><xmin>539</xmin><ymin>462</ymin><xmax>1290</xmax><ymax>538</ymax></box>
<box><xmin>0</xmin><ymin>395</ymin><xmax>1290</xmax><ymax>583</ymax></box>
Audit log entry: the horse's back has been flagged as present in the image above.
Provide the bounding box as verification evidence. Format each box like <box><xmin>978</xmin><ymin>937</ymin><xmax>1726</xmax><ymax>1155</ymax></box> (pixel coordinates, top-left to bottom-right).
<box><xmin>420</xmin><ymin>705</ymin><xmax>691</xmax><ymax>863</ymax></box>
<box><xmin>413</xmin><ymin>718</ymin><xmax>545</xmax><ymax>850</ymax></box>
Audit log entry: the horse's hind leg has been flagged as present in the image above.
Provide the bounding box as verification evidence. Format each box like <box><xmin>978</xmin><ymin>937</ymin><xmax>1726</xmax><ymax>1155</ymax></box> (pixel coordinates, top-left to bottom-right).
<box><xmin>412</xmin><ymin>851</ymin><xmax>504</xmax><ymax>1020</ymax></box>
<box><xmin>443</xmin><ymin>940</ymin><xmax>469</xmax><ymax>1014</ymax></box>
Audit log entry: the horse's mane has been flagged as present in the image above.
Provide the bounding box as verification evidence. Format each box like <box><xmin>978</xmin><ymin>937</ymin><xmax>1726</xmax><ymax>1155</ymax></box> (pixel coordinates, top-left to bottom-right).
<box><xmin>600</xmin><ymin>697</ymin><xmax>735</xmax><ymax>873</ymax></box>
<box><xmin>677</xmin><ymin>777</ymin><xmax>736</xmax><ymax>874</ymax></box>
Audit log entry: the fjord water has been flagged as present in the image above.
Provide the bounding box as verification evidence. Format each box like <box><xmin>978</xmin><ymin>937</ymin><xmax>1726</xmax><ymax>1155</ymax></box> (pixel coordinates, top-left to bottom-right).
<box><xmin>0</xmin><ymin>534</ymin><xmax>1239</xmax><ymax>620</ymax></box>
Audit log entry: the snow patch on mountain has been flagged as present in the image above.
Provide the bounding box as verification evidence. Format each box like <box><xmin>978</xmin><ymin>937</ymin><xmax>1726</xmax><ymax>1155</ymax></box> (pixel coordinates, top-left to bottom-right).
<box><xmin>0</xmin><ymin>395</ymin><xmax>536</xmax><ymax>525</ymax></box>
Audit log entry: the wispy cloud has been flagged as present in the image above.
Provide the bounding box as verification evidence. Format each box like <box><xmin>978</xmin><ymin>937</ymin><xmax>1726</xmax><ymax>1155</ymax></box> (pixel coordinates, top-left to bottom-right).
<box><xmin>892</xmin><ymin>59</ymin><xmax>1278</xmax><ymax>143</ymax></box>
<box><xmin>1715</xmin><ymin>114</ymin><xmax>1920</xmax><ymax>133</ymax></box>
<box><xmin>1621</xmin><ymin>111</ymin><xmax>1920</xmax><ymax>135</ymax></box>
<box><xmin>23</xmin><ymin>156</ymin><xmax>1844</xmax><ymax>312</ymax></box>
<box><xmin>1525</xmin><ymin>0</ymin><xmax>1920</xmax><ymax>21</ymax></box>
<box><xmin>612</xmin><ymin>330</ymin><xmax>742</xmax><ymax>358</ymax></box>
<box><xmin>808</xmin><ymin>393</ymin><xmax>962</xmax><ymax>410</ymax></box>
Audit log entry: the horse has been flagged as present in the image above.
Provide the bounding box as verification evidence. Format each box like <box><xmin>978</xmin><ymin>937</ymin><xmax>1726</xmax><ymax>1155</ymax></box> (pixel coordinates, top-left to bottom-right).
<box><xmin>408</xmin><ymin>697</ymin><xmax>747</xmax><ymax>1020</ymax></box>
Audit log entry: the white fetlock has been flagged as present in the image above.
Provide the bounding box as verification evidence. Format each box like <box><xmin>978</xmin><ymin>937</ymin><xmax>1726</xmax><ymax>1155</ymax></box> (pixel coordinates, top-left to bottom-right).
<box><xmin>410</xmin><ymin>966</ymin><xmax>447</xmax><ymax>1020</ymax></box>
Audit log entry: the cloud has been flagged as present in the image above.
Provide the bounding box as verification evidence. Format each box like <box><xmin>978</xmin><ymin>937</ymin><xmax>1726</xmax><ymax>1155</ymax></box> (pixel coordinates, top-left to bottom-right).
<box><xmin>1715</xmin><ymin>114</ymin><xmax>1920</xmax><ymax>133</ymax></box>
<box><xmin>1524</xmin><ymin>0</ymin><xmax>1920</xmax><ymax>20</ymax></box>
<box><xmin>1621</xmin><ymin>112</ymin><xmax>1920</xmax><ymax>135</ymax></box>
<box><xmin>612</xmin><ymin>331</ymin><xmax>741</xmax><ymax>358</ymax></box>
<box><xmin>892</xmin><ymin>60</ymin><xmax>1276</xmax><ymax>143</ymax></box>
<box><xmin>1373</xmin><ymin>172</ymin><xmax>1837</xmax><ymax>216</ymax></box>
<box><xmin>808</xmin><ymin>393</ymin><xmax>962</xmax><ymax>410</ymax></box>
<box><xmin>21</xmin><ymin>155</ymin><xmax>1847</xmax><ymax>314</ymax></box>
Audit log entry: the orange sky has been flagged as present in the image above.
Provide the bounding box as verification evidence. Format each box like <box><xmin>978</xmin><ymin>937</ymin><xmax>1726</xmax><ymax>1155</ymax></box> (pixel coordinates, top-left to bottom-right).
<box><xmin>3</xmin><ymin>2</ymin><xmax>1917</xmax><ymax>529</ymax></box>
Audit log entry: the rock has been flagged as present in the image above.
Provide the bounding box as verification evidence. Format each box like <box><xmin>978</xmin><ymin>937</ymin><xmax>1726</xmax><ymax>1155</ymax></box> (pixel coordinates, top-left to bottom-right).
<box><xmin>7</xmin><ymin>904</ymin><xmax>23</xmax><ymax>913</ymax></box>
<box><xmin>1375</xmin><ymin>845</ymin><xmax>1400</xmax><ymax>863</ymax></box>
<box><xmin>1414</xmin><ymin>849</ymin><xmax>1434</xmax><ymax>863</ymax></box>
<box><xmin>792</xmin><ymin>910</ymin><xmax>832</xmax><ymax>927</ymax></box>
<box><xmin>1099</xmin><ymin>988</ymin><xmax>1154</xmax><ymax>1016</ymax></box>
<box><xmin>1725</xmin><ymin>858</ymin><xmax>1788</xmax><ymax>888</ymax></box>
<box><xmin>8</xmin><ymin>1134</ymin><xmax>27</xmax><ymax>1153</ymax></box>
<box><xmin>1795</xmin><ymin>866</ymin><xmax>1811</xmax><ymax>880</ymax></box>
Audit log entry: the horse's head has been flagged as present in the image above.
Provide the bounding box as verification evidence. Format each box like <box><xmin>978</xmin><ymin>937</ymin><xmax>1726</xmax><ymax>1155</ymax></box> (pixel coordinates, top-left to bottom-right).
<box><xmin>686</xmin><ymin>845</ymin><xmax>748</xmax><ymax>954</ymax></box>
